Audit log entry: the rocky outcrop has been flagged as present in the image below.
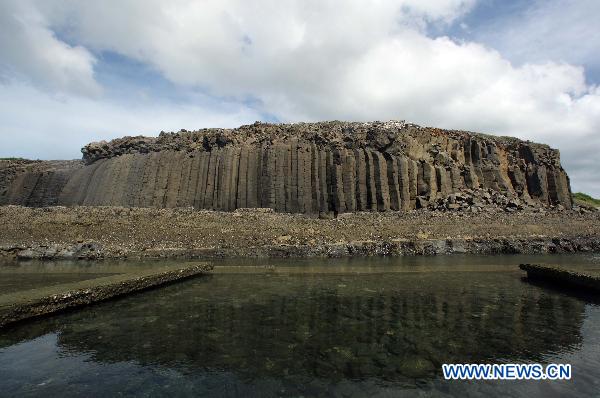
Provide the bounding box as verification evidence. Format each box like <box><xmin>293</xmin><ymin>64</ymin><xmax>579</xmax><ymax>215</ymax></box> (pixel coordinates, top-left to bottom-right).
<box><xmin>0</xmin><ymin>159</ymin><xmax>84</xmax><ymax>207</ymax></box>
<box><xmin>3</xmin><ymin>235</ymin><xmax>599</xmax><ymax>260</ymax></box>
<box><xmin>0</xmin><ymin>121</ymin><xmax>573</xmax><ymax>213</ymax></box>
<box><xmin>6</xmin><ymin>241</ymin><xmax>104</xmax><ymax>260</ymax></box>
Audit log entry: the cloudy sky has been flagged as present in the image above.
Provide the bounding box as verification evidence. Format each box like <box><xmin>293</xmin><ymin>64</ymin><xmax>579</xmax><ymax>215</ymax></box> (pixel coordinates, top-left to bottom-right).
<box><xmin>1</xmin><ymin>0</ymin><xmax>599</xmax><ymax>195</ymax></box>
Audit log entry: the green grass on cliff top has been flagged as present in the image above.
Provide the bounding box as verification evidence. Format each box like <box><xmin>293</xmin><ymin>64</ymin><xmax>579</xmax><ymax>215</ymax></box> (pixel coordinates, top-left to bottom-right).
<box><xmin>574</xmin><ymin>192</ymin><xmax>600</xmax><ymax>208</ymax></box>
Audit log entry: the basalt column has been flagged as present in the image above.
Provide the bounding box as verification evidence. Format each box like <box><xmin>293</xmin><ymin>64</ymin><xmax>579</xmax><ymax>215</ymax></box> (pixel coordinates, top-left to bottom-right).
<box><xmin>1</xmin><ymin>121</ymin><xmax>574</xmax><ymax>213</ymax></box>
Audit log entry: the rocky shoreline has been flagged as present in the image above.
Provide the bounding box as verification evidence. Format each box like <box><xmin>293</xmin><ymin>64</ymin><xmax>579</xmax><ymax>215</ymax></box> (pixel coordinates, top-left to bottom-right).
<box><xmin>1</xmin><ymin>205</ymin><xmax>598</xmax><ymax>260</ymax></box>
<box><xmin>3</xmin><ymin>235</ymin><xmax>598</xmax><ymax>260</ymax></box>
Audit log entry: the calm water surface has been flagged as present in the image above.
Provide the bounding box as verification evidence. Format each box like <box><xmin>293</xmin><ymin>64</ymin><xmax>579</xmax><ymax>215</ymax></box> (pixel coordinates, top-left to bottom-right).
<box><xmin>1</xmin><ymin>254</ymin><xmax>600</xmax><ymax>397</ymax></box>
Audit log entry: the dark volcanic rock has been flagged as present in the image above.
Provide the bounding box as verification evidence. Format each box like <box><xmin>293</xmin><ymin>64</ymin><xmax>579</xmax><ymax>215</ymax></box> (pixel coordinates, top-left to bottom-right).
<box><xmin>1</xmin><ymin>121</ymin><xmax>573</xmax><ymax>213</ymax></box>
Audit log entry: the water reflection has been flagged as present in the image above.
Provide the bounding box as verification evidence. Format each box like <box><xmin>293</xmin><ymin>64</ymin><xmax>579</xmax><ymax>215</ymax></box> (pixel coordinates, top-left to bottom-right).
<box><xmin>0</xmin><ymin>260</ymin><xmax>599</xmax><ymax>397</ymax></box>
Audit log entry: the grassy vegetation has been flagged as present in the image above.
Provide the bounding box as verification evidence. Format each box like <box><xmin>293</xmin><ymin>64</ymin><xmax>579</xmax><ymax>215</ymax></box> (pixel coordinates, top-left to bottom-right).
<box><xmin>573</xmin><ymin>192</ymin><xmax>600</xmax><ymax>208</ymax></box>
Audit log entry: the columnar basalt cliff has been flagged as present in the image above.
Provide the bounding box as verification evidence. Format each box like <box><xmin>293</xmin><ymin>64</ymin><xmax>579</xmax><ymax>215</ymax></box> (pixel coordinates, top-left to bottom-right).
<box><xmin>0</xmin><ymin>121</ymin><xmax>572</xmax><ymax>213</ymax></box>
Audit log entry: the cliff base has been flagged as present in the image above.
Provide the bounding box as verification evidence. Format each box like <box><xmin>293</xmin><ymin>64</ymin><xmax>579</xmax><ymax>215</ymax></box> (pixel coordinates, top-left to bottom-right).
<box><xmin>1</xmin><ymin>205</ymin><xmax>598</xmax><ymax>259</ymax></box>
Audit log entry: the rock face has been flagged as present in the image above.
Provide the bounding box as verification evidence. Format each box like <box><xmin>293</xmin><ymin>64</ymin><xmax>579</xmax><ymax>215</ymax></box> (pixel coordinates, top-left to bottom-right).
<box><xmin>0</xmin><ymin>121</ymin><xmax>572</xmax><ymax>213</ymax></box>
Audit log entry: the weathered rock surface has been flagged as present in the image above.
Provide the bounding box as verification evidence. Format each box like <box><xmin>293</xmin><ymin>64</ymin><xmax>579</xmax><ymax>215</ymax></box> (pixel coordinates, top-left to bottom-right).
<box><xmin>0</xmin><ymin>263</ymin><xmax>213</xmax><ymax>328</ymax></box>
<box><xmin>0</xmin><ymin>121</ymin><xmax>573</xmax><ymax>213</ymax></box>
<box><xmin>1</xmin><ymin>205</ymin><xmax>598</xmax><ymax>260</ymax></box>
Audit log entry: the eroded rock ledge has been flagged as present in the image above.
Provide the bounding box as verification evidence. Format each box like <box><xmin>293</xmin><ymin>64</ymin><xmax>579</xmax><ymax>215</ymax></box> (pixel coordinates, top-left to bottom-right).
<box><xmin>1</xmin><ymin>206</ymin><xmax>598</xmax><ymax>260</ymax></box>
<box><xmin>2</xmin><ymin>236</ymin><xmax>599</xmax><ymax>260</ymax></box>
<box><xmin>1</xmin><ymin>121</ymin><xmax>572</xmax><ymax>213</ymax></box>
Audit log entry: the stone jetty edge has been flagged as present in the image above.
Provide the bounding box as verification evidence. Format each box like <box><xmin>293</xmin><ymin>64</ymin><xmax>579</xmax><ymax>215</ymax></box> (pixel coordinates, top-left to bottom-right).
<box><xmin>520</xmin><ymin>263</ymin><xmax>600</xmax><ymax>292</ymax></box>
<box><xmin>3</xmin><ymin>235</ymin><xmax>599</xmax><ymax>260</ymax></box>
<box><xmin>0</xmin><ymin>263</ymin><xmax>213</xmax><ymax>328</ymax></box>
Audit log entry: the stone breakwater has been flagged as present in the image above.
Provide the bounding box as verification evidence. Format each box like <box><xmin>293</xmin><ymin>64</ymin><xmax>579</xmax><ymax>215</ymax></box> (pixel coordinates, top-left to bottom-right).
<box><xmin>520</xmin><ymin>263</ymin><xmax>600</xmax><ymax>293</ymax></box>
<box><xmin>0</xmin><ymin>121</ymin><xmax>572</xmax><ymax>214</ymax></box>
<box><xmin>0</xmin><ymin>263</ymin><xmax>213</xmax><ymax>328</ymax></box>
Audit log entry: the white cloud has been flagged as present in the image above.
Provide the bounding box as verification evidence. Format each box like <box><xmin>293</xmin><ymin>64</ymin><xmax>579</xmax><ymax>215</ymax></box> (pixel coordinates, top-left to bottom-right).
<box><xmin>0</xmin><ymin>0</ymin><xmax>599</xmax><ymax>195</ymax></box>
<box><xmin>400</xmin><ymin>0</ymin><xmax>477</xmax><ymax>23</ymax></box>
<box><xmin>34</xmin><ymin>0</ymin><xmax>477</xmax><ymax>95</ymax></box>
<box><xmin>474</xmin><ymin>0</ymin><xmax>600</xmax><ymax>71</ymax></box>
<box><xmin>0</xmin><ymin>82</ymin><xmax>261</xmax><ymax>160</ymax></box>
<box><xmin>0</xmin><ymin>0</ymin><xmax>100</xmax><ymax>96</ymax></box>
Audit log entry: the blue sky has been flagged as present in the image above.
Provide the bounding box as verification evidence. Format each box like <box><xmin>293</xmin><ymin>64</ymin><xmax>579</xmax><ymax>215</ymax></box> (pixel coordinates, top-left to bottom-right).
<box><xmin>1</xmin><ymin>0</ymin><xmax>599</xmax><ymax>195</ymax></box>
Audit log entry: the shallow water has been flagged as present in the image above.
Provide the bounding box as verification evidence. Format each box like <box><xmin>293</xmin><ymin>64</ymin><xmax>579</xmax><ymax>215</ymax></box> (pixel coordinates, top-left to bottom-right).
<box><xmin>0</xmin><ymin>259</ymin><xmax>185</xmax><ymax>295</ymax></box>
<box><xmin>1</xmin><ymin>254</ymin><xmax>600</xmax><ymax>397</ymax></box>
